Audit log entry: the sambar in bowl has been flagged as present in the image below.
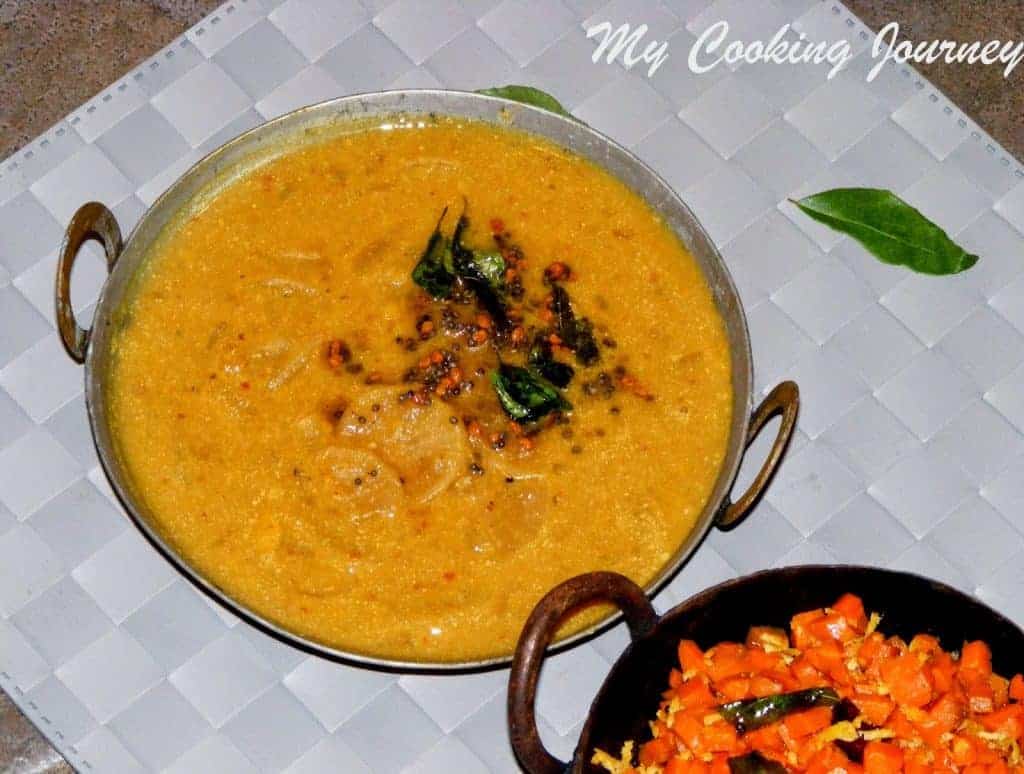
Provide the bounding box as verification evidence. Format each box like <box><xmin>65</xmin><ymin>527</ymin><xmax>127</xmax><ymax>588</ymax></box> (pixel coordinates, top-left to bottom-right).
<box><xmin>56</xmin><ymin>90</ymin><xmax>798</xmax><ymax>668</ymax></box>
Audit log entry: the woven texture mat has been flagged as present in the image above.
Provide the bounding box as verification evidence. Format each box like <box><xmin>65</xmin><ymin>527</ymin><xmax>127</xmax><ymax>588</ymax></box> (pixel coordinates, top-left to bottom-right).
<box><xmin>1</xmin><ymin>0</ymin><xmax>1023</xmax><ymax>771</ymax></box>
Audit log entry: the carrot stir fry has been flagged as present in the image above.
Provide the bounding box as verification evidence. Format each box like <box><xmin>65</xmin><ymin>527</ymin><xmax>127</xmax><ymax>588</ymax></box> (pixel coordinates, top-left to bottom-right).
<box><xmin>593</xmin><ymin>594</ymin><xmax>1024</xmax><ymax>774</ymax></box>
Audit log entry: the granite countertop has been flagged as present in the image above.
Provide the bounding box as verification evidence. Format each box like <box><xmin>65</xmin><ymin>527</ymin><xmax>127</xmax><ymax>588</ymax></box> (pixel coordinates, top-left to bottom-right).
<box><xmin>0</xmin><ymin>1</ymin><xmax>1020</xmax><ymax>772</ymax></box>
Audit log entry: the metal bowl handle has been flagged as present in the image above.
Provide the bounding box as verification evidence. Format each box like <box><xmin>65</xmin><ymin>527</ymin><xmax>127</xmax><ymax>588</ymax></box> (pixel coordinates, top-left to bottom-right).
<box><xmin>715</xmin><ymin>380</ymin><xmax>799</xmax><ymax>531</ymax></box>
<box><xmin>508</xmin><ymin>572</ymin><xmax>658</xmax><ymax>774</ymax></box>
<box><xmin>56</xmin><ymin>202</ymin><xmax>123</xmax><ymax>364</ymax></box>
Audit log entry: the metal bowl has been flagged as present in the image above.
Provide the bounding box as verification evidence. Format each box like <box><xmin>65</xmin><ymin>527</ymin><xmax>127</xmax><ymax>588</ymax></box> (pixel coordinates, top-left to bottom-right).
<box><xmin>55</xmin><ymin>89</ymin><xmax>799</xmax><ymax>670</ymax></box>
<box><xmin>508</xmin><ymin>566</ymin><xmax>1024</xmax><ymax>773</ymax></box>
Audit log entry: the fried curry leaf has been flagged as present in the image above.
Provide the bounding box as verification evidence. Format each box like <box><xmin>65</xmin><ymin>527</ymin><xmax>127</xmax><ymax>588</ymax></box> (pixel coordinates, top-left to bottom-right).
<box><xmin>728</xmin><ymin>752</ymin><xmax>788</xmax><ymax>774</ymax></box>
<box><xmin>411</xmin><ymin>209</ymin><xmax>456</xmax><ymax>298</ymax></box>
<box><xmin>528</xmin><ymin>338</ymin><xmax>574</xmax><ymax>388</ymax></box>
<box><xmin>475</xmin><ymin>85</ymin><xmax>572</xmax><ymax>119</ymax></box>
<box><xmin>490</xmin><ymin>364</ymin><xmax>571</xmax><ymax>422</ymax></box>
<box><xmin>791</xmin><ymin>188</ymin><xmax>979</xmax><ymax>276</ymax></box>
<box><xmin>471</xmin><ymin>250</ymin><xmax>507</xmax><ymax>291</ymax></box>
<box><xmin>571</xmin><ymin>318</ymin><xmax>600</xmax><ymax>366</ymax></box>
<box><xmin>550</xmin><ymin>284</ymin><xmax>600</xmax><ymax>366</ymax></box>
<box><xmin>452</xmin><ymin>216</ymin><xmax>511</xmax><ymax>335</ymax></box>
<box><xmin>718</xmin><ymin>688</ymin><xmax>840</xmax><ymax>734</ymax></box>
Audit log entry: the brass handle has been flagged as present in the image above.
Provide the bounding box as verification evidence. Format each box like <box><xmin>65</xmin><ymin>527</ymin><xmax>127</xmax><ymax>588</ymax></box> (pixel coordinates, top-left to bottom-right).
<box><xmin>507</xmin><ymin>572</ymin><xmax>658</xmax><ymax>774</ymax></box>
<box><xmin>715</xmin><ymin>381</ymin><xmax>800</xmax><ymax>531</ymax></box>
<box><xmin>56</xmin><ymin>202</ymin><xmax>123</xmax><ymax>364</ymax></box>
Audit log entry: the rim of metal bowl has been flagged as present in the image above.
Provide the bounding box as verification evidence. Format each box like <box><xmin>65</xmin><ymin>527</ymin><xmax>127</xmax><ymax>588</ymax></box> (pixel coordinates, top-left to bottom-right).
<box><xmin>82</xmin><ymin>89</ymin><xmax>753</xmax><ymax>672</ymax></box>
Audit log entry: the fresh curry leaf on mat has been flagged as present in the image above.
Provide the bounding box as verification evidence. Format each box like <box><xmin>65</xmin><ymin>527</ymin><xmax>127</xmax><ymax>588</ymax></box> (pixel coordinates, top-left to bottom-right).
<box><xmin>718</xmin><ymin>687</ymin><xmax>840</xmax><ymax>734</ymax></box>
<box><xmin>490</xmin><ymin>364</ymin><xmax>572</xmax><ymax>422</ymax></box>
<box><xmin>475</xmin><ymin>85</ymin><xmax>573</xmax><ymax>119</ymax></box>
<box><xmin>727</xmin><ymin>752</ymin><xmax>789</xmax><ymax>774</ymax></box>
<box><xmin>791</xmin><ymin>188</ymin><xmax>979</xmax><ymax>276</ymax></box>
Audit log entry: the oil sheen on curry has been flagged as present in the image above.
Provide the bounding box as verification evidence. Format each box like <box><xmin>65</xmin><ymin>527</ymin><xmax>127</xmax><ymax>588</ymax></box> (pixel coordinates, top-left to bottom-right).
<box><xmin>109</xmin><ymin>116</ymin><xmax>733</xmax><ymax>662</ymax></box>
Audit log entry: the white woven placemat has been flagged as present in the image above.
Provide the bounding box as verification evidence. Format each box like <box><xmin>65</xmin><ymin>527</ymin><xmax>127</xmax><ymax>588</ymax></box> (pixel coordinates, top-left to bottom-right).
<box><xmin>1</xmin><ymin>0</ymin><xmax>1023</xmax><ymax>771</ymax></box>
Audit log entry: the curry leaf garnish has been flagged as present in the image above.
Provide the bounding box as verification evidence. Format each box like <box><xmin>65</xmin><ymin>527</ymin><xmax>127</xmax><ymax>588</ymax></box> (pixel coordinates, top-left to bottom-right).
<box><xmin>528</xmin><ymin>336</ymin><xmax>574</xmax><ymax>388</ymax></box>
<box><xmin>452</xmin><ymin>216</ymin><xmax>511</xmax><ymax>335</ymax></box>
<box><xmin>490</xmin><ymin>363</ymin><xmax>571</xmax><ymax>422</ymax></box>
<box><xmin>791</xmin><ymin>188</ymin><xmax>979</xmax><ymax>276</ymax></box>
<box><xmin>475</xmin><ymin>85</ymin><xmax>572</xmax><ymax>119</ymax></box>
<box><xmin>727</xmin><ymin>752</ymin><xmax>788</xmax><ymax>774</ymax></box>
<box><xmin>718</xmin><ymin>688</ymin><xmax>840</xmax><ymax>735</ymax></box>
<box><xmin>471</xmin><ymin>250</ymin><xmax>507</xmax><ymax>291</ymax></box>
<box><xmin>550</xmin><ymin>284</ymin><xmax>600</xmax><ymax>366</ymax></box>
<box><xmin>411</xmin><ymin>208</ymin><xmax>456</xmax><ymax>298</ymax></box>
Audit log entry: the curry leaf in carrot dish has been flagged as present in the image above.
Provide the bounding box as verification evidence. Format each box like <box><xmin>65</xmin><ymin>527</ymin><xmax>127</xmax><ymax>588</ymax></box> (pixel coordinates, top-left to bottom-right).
<box><xmin>727</xmin><ymin>751</ymin><xmax>789</xmax><ymax>774</ymax></box>
<box><xmin>594</xmin><ymin>593</ymin><xmax>1024</xmax><ymax>774</ymax></box>
<box><xmin>719</xmin><ymin>688</ymin><xmax>840</xmax><ymax>735</ymax></box>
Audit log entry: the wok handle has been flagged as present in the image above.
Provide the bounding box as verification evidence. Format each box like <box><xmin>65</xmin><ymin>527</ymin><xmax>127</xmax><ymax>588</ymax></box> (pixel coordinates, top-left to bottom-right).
<box><xmin>508</xmin><ymin>572</ymin><xmax>657</xmax><ymax>774</ymax></box>
<box><xmin>715</xmin><ymin>380</ymin><xmax>800</xmax><ymax>531</ymax></box>
<box><xmin>56</xmin><ymin>202</ymin><xmax>123</xmax><ymax>364</ymax></box>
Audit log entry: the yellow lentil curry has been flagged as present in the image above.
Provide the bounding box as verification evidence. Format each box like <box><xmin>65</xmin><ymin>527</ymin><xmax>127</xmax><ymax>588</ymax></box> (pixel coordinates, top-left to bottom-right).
<box><xmin>109</xmin><ymin>116</ymin><xmax>733</xmax><ymax>662</ymax></box>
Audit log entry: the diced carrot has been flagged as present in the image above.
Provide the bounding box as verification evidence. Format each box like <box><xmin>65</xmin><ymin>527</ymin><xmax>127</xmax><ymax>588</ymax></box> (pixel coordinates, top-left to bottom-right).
<box><xmin>951</xmin><ymin>735</ymin><xmax>978</xmax><ymax>767</ymax></box>
<box><xmin>851</xmin><ymin>693</ymin><xmax>896</xmax><ymax>726</ymax></box>
<box><xmin>833</xmin><ymin>593</ymin><xmax>868</xmax><ymax>631</ymax></box>
<box><xmin>807</xmin><ymin>744</ymin><xmax>860</xmax><ymax>774</ymax></box>
<box><xmin>811</xmin><ymin>612</ymin><xmax>857</xmax><ymax>644</ymax></box>
<box><xmin>928</xmin><ymin>693</ymin><xmax>966</xmax><ymax>734</ymax></box>
<box><xmin>678</xmin><ymin>640</ymin><xmax>704</xmax><ymax>673</ymax></box>
<box><xmin>791</xmin><ymin>609</ymin><xmax>826</xmax><ymax>650</ymax></box>
<box><xmin>864</xmin><ymin>741</ymin><xmax>904</xmax><ymax>774</ymax></box>
<box><xmin>749</xmin><ymin>675</ymin><xmax>785</xmax><ymax>698</ymax></box>
<box><xmin>903</xmin><ymin>748</ymin><xmax>934</xmax><ymax>774</ymax></box>
<box><xmin>991</xmin><ymin>674</ymin><xmax>1010</xmax><ymax>708</ymax></box>
<box><xmin>930</xmin><ymin>651</ymin><xmax>957</xmax><ymax>693</ymax></box>
<box><xmin>790</xmin><ymin>656</ymin><xmax>826</xmax><ymax>688</ymax></box>
<box><xmin>701</xmin><ymin>721</ymin><xmax>738</xmax><ymax>753</ymax></box>
<box><xmin>744</xmin><ymin>724</ymin><xmax>784</xmax><ymax>753</ymax></box>
<box><xmin>709</xmin><ymin>754</ymin><xmax>731</xmax><ymax>774</ymax></box>
<box><xmin>666</xmin><ymin>757</ymin><xmax>707</xmax><ymax>774</ymax></box>
<box><xmin>669</xmin><ymin>668</ymin><xmax>684</xmax><ymax>689</ymax></box>
<box><xmin>747</xmin><ymin>647</ymin><xmax>784</xmax><ymax>674</ymax></box>
<box><xmin>909</xmin><ymin>633</ymin><xmax>943</xmax><ymax>656</ymax></box>
<box><xmin>671</xmin><ymin>713</ymin><xmax>704</xmax><ymax>752</ymax></box>
<box><xmin>1011</xmin><ymin>673</ymin><xmax>1024</xmax><ymax>702</ymax></box>
<box><xmin>746</xmin><ymin>625</ymin><xmax>789</xmax><ymax>651</ymax></box>
<box><xmin>676</xmin><ymin>678</ymin><xmax>716</xmax><ymax>710</ymax></box>
<box><xmin>961</xmin><ymin>641</ymin><xmax>993</xmax><ymax>676</ymax></box>
<box><xmin>706</xmin><ymin>644</ymin><xmax>748</xmax><ymax>682</ymax></box>
<box><xmin>717</xmin><ymin>676</ymin><xmax>751</xmax><ymax>702</ymax></box>
<box><xmin>783</xmin><ymin>706</ymin><xmax>834</xmax><ymax>738</ymax></box>
<box><xmin>980</xmin><ymin>704</ymin><xmax>1024</xmax><ymax>740</ymax></box>
<box><xmin>881</xmin><ymin>653</ymin><xmax>935</xmax><ymax>707</ymax></box>
<box><xmin>965</xmin><ymin>673</ymin><xmax>996</xmax><ymax>714</ymax></box>
<box><xmin>639</xmin><ymin>735</ymin><xmax>675</xmax><ymax>766</ymax></box>
<box><xmin>857</xmin><ymin>632</ymin><xmax>886</xmax><ymax>673</ymax></box>
<box><xmin>804</xmin><ymin>639</ymin><xmax>847</xmax><ymax>676</ymax></box>
<box><xmin>664</xmin><ymin>757</ymin><xmax>688</xmax><ymax>774</ymax></box>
